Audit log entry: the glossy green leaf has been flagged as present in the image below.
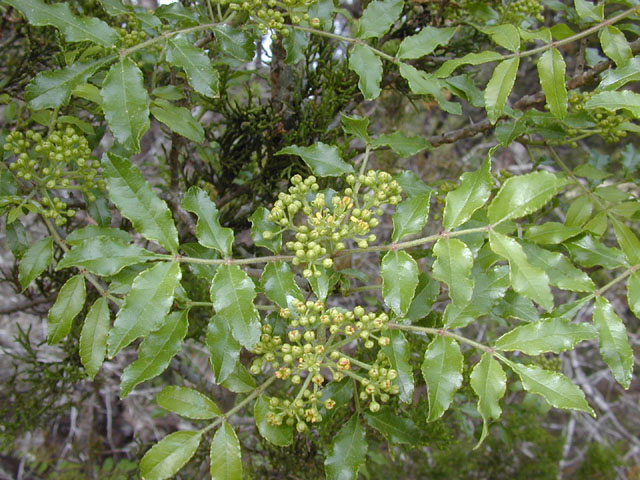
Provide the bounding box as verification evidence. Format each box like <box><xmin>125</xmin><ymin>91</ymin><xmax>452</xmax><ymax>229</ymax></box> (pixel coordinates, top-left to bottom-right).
<box><xmin>391</xmin><ymin>193</ymin><xmax>431</xmax><ymax>242</ymax></box>
<box><xmin>120</xmin><ymin>310</ymin><xmax>188</xmax><ymax>398</ymax></box>
<box><xmin>101</xmin><ymin>58</ymin><xmax>150</xmax><ymax>153</ymax></box>
<box><xmin>537</xmin><ymin>49</ymin><xmax>568</xmax><ymax>119</ymax></box>
<box><xmin>627</xmin><ymin>272</ymin><xmax>640</xmax><ymax>319</ymax></box>
<box><xmin>565</xmin><ymin>196</ymin><xmax>593</xmax><ymax>227</ymax></box>
<box><xmin>249</xmin><ymin>207</ymin><xmax>282</xmax><ymax>253</ymax></box>
<box><xmin>156</xmin><ymin>386</ymin><xmax>221</xmax><ymax>420</ymax></box>
<box><xmin>584</xmin><ymin>90</ymin><xmax>640</xmax><ymax>118</ymax></box>
<box><xmin>19</xmin><ymin>236</ymin><xmax>53</xmax><ymax>290</ymax></box>
<box><xmin>598</xmin><ymin>56</ymin><xmax>640</xmax><ymax>91</ymax></box>
<box><xmin>210</xmin><ymin>265</ymin><xmax>260</xmax><ymax>349</ymax></box>
<box><xmin>371</xmin><ymin>132</ymin><xmax>432</xmax><ymax>157</ymax></box>
<box><xmin>107</xmin><ymin>262</ymin><xmax>181</xmax><ymax>357</ymax></box>
<box><xmin>48</xmin><ymin>274</ymin><xmax>86</xmax><ymax>344</ymax></box>
<box><xmin>399</xmin><ymin>63</ymin><xmax>461</xmax><ymax>115</ymax></box>
<box><xmin>5</xmin><ymin>220</ymin><xmax>28</xmax><ymax>259</ymax></box>
<box><xmin>254</xmin><ymin>396</ymin><xmax>293</xmax><ymax>446</ymax></box>
<box><xmin>484</xmin><ymin>58</ymin><xmax>519</xmax><ymax>124</ymax></box>
<box><xmin>308</xmin><ymin>266</ymin><xmax>338</xmax><ymax>302</ymax></box>
<box><xmin>405</xmin><ymin>272</ymin><xmax>439</xmax><ymax>322</ymax></box>
<box><xmin>443</xmin><ymin>157</ymin><xmax>492</xmax><ymax>231</ymax></box>
<box><xmin>276</xmin><ymin>143</ymin><xmax>354</xmax><ymax>177</ymax></box>
<box><xmin>489</xmin><ymin>232</ymin><xmax>554</xmax><ymax>310</ymax></box>
<box><xmin>220</xmin><ymin>363</ymin><xmax>256</xmax><ymax>393</ymax></box>
<box><xmin>100</xmin><ymin>0</ymin><xmax>130</xmax><ymax>16</ymax></box>
<box><xmin>481</xmin><ymin>24</ymin><xmax>520</xmax><ymax>52</ymax></box>
<box><xmin>260</xmin><ymin>261</ymin><xmax>303</xmax><ymax>309</ymax></box>
<box><xmin>206</xmin><ymin>315</ymin><xmax>241</xmax><ymax>384</ymax></box>
<box><xmin>574</xmin><ymin>0</ymin><xmax>603</xmax><ymax>21</ymax></box>
<box><xmin>210</xmin><ymin>422</ymin><xmax>242</xmax><ymax>480</ymax></box>
<box><xmin>470</xmin><ymin>353</ymin><xmax>506</xmax><ymax>448</ymax></box>
<box><xmin>341</xmin><ymin>114</ymin><xmax>370</xmax><ymax>142</ymax></box>
<box><xmin>182</xmin><ymin>186</ymin><xmax>234</xmax><ymax>256</ymax></box>
<box><xmin>6</xmin><ymin>0</ymin><xmax>120</xmax><ymax>46</ymax></box>
<box><xmin>497</xmin><ymin>291</ymin><xmax>540</xmax><ymax>322</ymax></box>
<box><xmin>140</xmin><ymin>430</ymin><xmax>202</xmax><ymax>480</ymax></box>
<box><xmin>381</xmin><ymin>250</ymin><xmax>419</xmax><ymax>317</ymax></box>
<box><xmin>214</xmin><ymin>25</ymin><xmax>254</xmax><ymax>62</ymax></box>
<box><xmin>394</xmin><ymin>171</ymin><xmax>433</xmax><ymax>197</ymax></box>
<box><xmin>593</xmin><ymin>296</ymin><xmax>633</xmax><ymax>389</ymax></box>
<box><xmin>66</xmin><ymin>226</ymin><xmax>130</xmax><ymax>245</ymax></box>
<box><xmin>397</xmin><ymin>26</ymin><xmax>456</xmax><ymax>59</ymax></box>
<box><xmin>599</xmin><ymin>25</ymin><xmax>631</xmax><ymax>67</ymax></box>
<box><xmin>565</xmin><ymin>235</ymin><xmax>627</xmax><ymax>269</ymax></box>
<box><xmin>525</xmin><ymin>222</ymin><xmax>581</xmax><ymax>244</ymax></box>
<box><xmin>488</xmin><ymin>170</ymin><xmax>568</xmax><ymax>224</ymax></box>
<box><xmin>435</xmin><ymin>51</ymin><xmax>503</xmax><ymax>78</ymax></box>
<box><xmin>364</xmin><ymin>407</ymin><xmax>419</xmax><ymax>444</ymax></box>
<box><xmin>421</xmin><ymin>335</ymin><xmax>463</xmax><ymax>421</ymax></box>
<box><xmin>80</xmin><ymin>297</ymin><xmax>110</xmax><ymax>380</ymax></box>
<box><xmin>151</xmin><ymin>99</ymin><xmax>204</xmax><ymax>143</ymax></box>
<box><xmin>166</xmin><ymin>36</ymin><xmax>219</xmax><ymax>98</ymax></box>
<box><xmin>324</xmin><ymin>415</ymin><xmax>367</xmax><ymax>480</ymax></box>
<box><xmin>432</xmin><ymin>238</ymin><xmax>474</xmax><ymax>305</ymax></box>
<box><xmin>358</xmin><ymin>0</ymin><xmax>403</xmax><ymax>39</ymax></box>
<box><xmin>611</xmin><ymin>217</ymin><xmax>640</xmax><ymax>265</ymax></box>
<box><xmin>522</xmin><ymin>242</ymin><xmax>595</xmax><ymax>292</ymax></box>
<box><xmin>102</xmin><ymin>152</ymin><xmax>178</xmax><ymax>253</ymax></box>
<box><xmin>349</xmin><ymin>44</ymin><xmax>382</xmax><ymax>100</ymax></box>
<box><xmin>381</xmin><ymin>330</ymin><xmax>414</xmax><ymax>403</ymax></box>
<box><xmin>283</xmin><ymin>27</ymin><xmax>308</xmax><ymax>64</ymax></box>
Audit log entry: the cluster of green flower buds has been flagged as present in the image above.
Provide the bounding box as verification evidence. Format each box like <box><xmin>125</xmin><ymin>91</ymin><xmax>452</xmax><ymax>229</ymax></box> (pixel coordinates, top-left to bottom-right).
<box><xmin>501</xmin><ymin>0</ymin><xmax>545</xmax><ymax>23</ymax></box>
<box><xmin>569</xmin><ymin>91</ymin><xmax>628</xmax><ymax>144</ymax></box>
<box><xmin>117</xmin><ymin>25</ymin><xmax>148</xmax><ymax>48</ymax></box>
<box><xmin>252</xmin><ymin>299</ymin><xmax>399</xmax><ymax>431</ymax></box>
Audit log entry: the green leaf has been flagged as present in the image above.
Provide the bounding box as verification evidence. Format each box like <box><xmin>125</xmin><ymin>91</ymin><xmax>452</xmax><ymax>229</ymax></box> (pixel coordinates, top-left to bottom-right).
<box><xmin>5</xmin><ymin>220</ymin><xmax>28</xmax><ymax>259</ymax></box>
<box><xmin>358</xmin><ymin>0</ymin><xmax>403</xmax><ymax>39</ymax></box>
<box><xmin>497</xmin><ymin>291</ymin><xmax>539</xmax><ymax>322</ymax></box>
<box><xmin>443</xmin><ymin>157</ymin><xmax>492</xmax><ymax>231</ymax></box>
<box><xmin>102</xmin><ymin>152</ymin><xmax>178</xmax><ymax>253</ymax></box>
<box><xmin>213</xmin><ymin>25</ymin><xmax>254</xmax><ymax>62</ymax></box>
<box><xmin>432</xmin><ymin>238</ymin><xmax>474</xmax><ymax>306</ymax></box>
<box><xmin>525</xmin><ymin>222</ymin><xmax>581</xmax><ymax>245</ymax></box>
<box><xmin>421</xmin><ymin>335</ymin><xmax>463</xmax><ymax>421</ymax></box>
<box><xmin>260</xmin><ymin>261</ymin><xmax>303</xmax><ymax>309</ymax></box>
<box><xmin>120</xmin><ymin>310</ymin><xmax>188</xmax><ymax>397</ymax></box>
<box><xmin>206</xmin><ymin>315</ymin><xmax>241</xmax><ymax>384</ymax></box>
<box><xmin>495</xmin><ymin>318</ymin><xmax>596</xmax><ymax>355</ymax></box>
<box><xmin>470</xmin><ymin>353</ymin><xmax>506</xmax><ymax>448</ymax></box>
<box><xmin>283</xmin><ymin>27</ymin><xmax>308</xmax><ymax>64</ymax></box>
<box><xmin>151</xmin><ymin>99</ymin><xmax>204</xmax><ymax>143</ymax></box>
<box><xmin>628</xmin><ymin>272</ymin><xmax>640</xmax><ymax>319</ymax></box>
<box><xmin>484</xmin><ymin>58</ymin><xmax>519</xmax><ymax>124</ymax></box>
<box><xmin>574</xmin><ymin>0</ymin><xmax>603</xmax><ymax>21</ymax></box>
<box><xmin>611</xmin><ymin>217</ymin><xmax>640</xmax><ymax>265</ymax></box>
<box><xmin>405</xmin><ymin>272</ymin><xmax>440</xmax><ymax>322</ymax></box>
<box><xmin>166</xmin><ymin>36</ymin><xmax>219</xmax><ymax>98</ymax></box>
<box><xmin>57</xmin><ymin>237</ymin><xmax>157</xmax><ymax>276</ymax></box>
<box><xmin>48</xmin><ymin>274</ymin><xmax>86</xmax><ymax>344</ymax></box>
<box><xmin>480</xmin><ymin>24</ymin><xmax>520</xmax><ymax>52</ymax></box>
<box><xmin>19</xmin><ymin>236</ymin><xmax>53</xmax><ymax>290</ymax></box>
<box><xmin>564</xmin><ymin>235</ymin><xmax>627</xmax><ymax>269</ymax></box>
<box><xmin>249</xmin><ymin>207</ymin><xmax>282</xmax><ymax>253</ymax></box>
<box><xmin>276</xmin><ymin>143</ymin><xmax>354</xmax><ymax>177</ymax></box>
<box><xmin>349</xmin><ymin>44</ymin><xmax>382</xmax><ymax>101</ymax></box>
<box><xmin>399</xmin><ymin>63</ymin><xmax>462</xmax><ymax>115</ymax></box>
<box><xmin>341</xmin><ymin>114</ymin><xmax>370</xmax><ymax>142</ymax></box>
<box><xmin>66</xmin><ymin>226</ymin><xmax>130</xmax><ymax>245</ymax></box>
<box><xmin>210</xmin><ymin>422</ymin><xmax>243</xmax><ymax>480</ymax></box>
<box><xmin>221</xmin><ymin>363</ymin><xmax>256</xmax><ymax>393</ymax></box>
<box><xmin>25</xmin><ymin>59</ymin><xmax>107</xmax><ymax>110</ymax></box>
<box><xmin>381</xmin><ymin>330</ymin><xmax>414</xmax><ymax>403</ymax></box>
<box><xmin>100</xmin><ymin>0</ymin><xmax>130</xmax><ymax>16</ymax></box>
<box><xmin>488</xmin><ymin>170</ymin><xmax>568</xmax><ymax>224</ymax></box>
<box><xmin>101</xmin><ymin>58</ymin><xmax>150</xmax><ymax>153</ymax></box>
<box><xmin>107</xmin><ymin>262</ymin><xmax>181</xmax><ymax>357</ymax></box>
<box><xmin>324</xmin><ymin>415</ymin><xmax>368</xmax><ymax>480</ymax></box>
<box><xmin>599</xmin><ymin>26</ymin><xmax>632</xmax><ymax>67</ymax></box>
<box><xmin>6</xmin><ymin>0</ymin><xmax>120</xmax><ymax>46</ymax></box>
<box><xmin>397</xmin><ymin>26</ymin><xmax>456</xmax><ymax>59</ymax></box>
<box><xmin>489</xmin><ymin>231</ymin><xmax>554</xmax><ymax>310</ymax></box>
<box><xmin>522</xmin><ymin>242</ymin><xmax>595</xmax><ymax>292</ymax></box>
<box><xmin>308</xmin><ymin>266</ymin><xmax>338</xmax><ymax>302</ymax></box>
<box><xmin>371</xmin><ymin>132</ymin><xmax>432</xmax><ymax>157</ymax></box>
<box><xmin>181</xmin><ymin>186</ymin><xmax>234</xmax><ymax>256</ymax></box>
<box><xmin>80</xmin><ymin>297</ymin><xmax>110</xmax><ymax>380</ymax></box>
<box><xmin>364</xmin><ymin>407</ymin><xmax>419</xmax><ymax>444</ymax></box>
<box><xmin>537</xmin><ymin>49</ymin><xmax>568</xmax><ymax>119</ymax></box>
<box><xmin>140</xmin><ymin>430</ymin><xmax>202</xmax><ymax>480</ymax></box>
<box><xmin>435</xmin><ymin>51</ymin><xmax>503</xmax><ymax>78</ymax></box>
<box><xmin>598</xmin><ymin>57</ymin><xmax>640</xmax><ymax>91</ymax></box>
<box><xmin>394</xmin><ymin>171</ymin><xmax>433</xmax><ymax>197</ymax></box>
<box><xmin>584</xmin><ymin>90</ymin><xmax>640</xmax><ymax>118</ymax></box>
<box><xmin>381</xmin><ymin>250</ymin><xmax>419</xmax><ymax>317</ymax></box>
<box><xmin>504</xmin><ymin>359</ymin><xmax>595</xmax><ymax>416</ymax></box>
<box><xmin>254</xmin><ymin>396</ymin><xmax>293</xmax><ymax>446</ymax></box>
<box><xmin>593</xmin><ymin>296</ymin><xmax>633</xmax><ymax>389</ymax></box>
<box><xmin>210</xmin><ymin>265</ymin><xmax>260</xmax><ymax>349</ymax></box>
<box><xmin>391</xmin><ymin>193</ymin><xmax>431</xmax><ymax>242</ymax></box>
<box><xmin>565</xmin><ymin>196</ymin><xmax>593</xmax><ymax>227</ymax></box>
<box><xmin>156</xmin><ymin>386</ymin><xmax>221</xmax><ymax>420</ymax></box>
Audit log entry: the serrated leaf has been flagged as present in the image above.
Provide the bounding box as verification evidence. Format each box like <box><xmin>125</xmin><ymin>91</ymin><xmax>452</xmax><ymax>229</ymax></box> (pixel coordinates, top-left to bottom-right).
<box><xmin>391</xmin><ymin>193</ymin><xmax>431</xmax><ymax>242</ymax></box>
<box><xmin>593</xmin><ymin>296</ymin><xmax>633</xmax><ymax>389</ymax></box>
<box><xmin>260</xmin><ymin>261</ymin><xmax>303</xmax><ymax>309</ymax></box>
<box><xmin>308</xmin><ymin>266</ymin><xmax>338</xmax><ymax>302</ymax></box>
<box><xmin>371</xmin><ymin>131</ymin><xmax>432</xmax><ymax>157</ymax></box>
<box><xmin>599</xmin><ymin>26</ymin><xmax>632</xmax><ymax>67</ymax></box>
<box><xmin>522</xmin><ymin>242</ymin><xmax>595</xmax><ymax>292</ymax></box>
<box><xmin>283</xmin><ymin>27</ymin><xmax>308</xmax><ymax>64</ymax></box>
<box><xmin>254</xmin><ymin>396</ymin><xmax>293</xmax><ymax>446</ymax></box>
<box><xmin>537</xmin><ymin>49</ymin><xmax>568</xmax><ymax>119</ymax></box>
<box><xmin>100</xmin><ymin>0</ymin><xmax>130</xmax><ymax>16</ymax></box>
<box><xmin>485</xmin><ymin>57</ymin><xmax>519</xmax><ymax>124</ymax></box>
<box><xmin>399</xmin><ymin>63</ymin><xmax>461</xmax><ymax>114</ymax></box>
<box><xmin>156</xmin><ymin>386</ymin><xmax>221</xmax><ymax>419</ymax></box>
<box><xmin>397</xmin><ymin>26</ymin><xmax>456</xmax><ymax>59</ymax></box>
<box><xmin>489</xmin><ymin>231</ymin><xmax>554</xmax><ymax>310</ymax></box>
<box><xmin>349</xmin><ymin>44</ymin><xmax>382</xmax><ymax>100</ymax></box>
<box><xmin>214</xmin><ymin>25</ymin><xmax>254</xmax><ymax>62</ymax></box>
<box><xmin>66</xmin><ymin>226</ymin><xmax>130</xmax><ymax>245</ymax></box>
<box><xmin>488</xmin><ymin>170</ymin><xmax>568</xmax><ymax>224</ymax></box>
<box><xmin>324</xmin><ymin>415</ymin><xmax>367</xmax><ymax>480</ymax></box>
<box><xmin>220</xmin><ymin>363</ymin><xmax>256</xmax><ymax>393</ymax></box>
<box><xmin>584</xmin><ymin>90</ymin><xmax>640</xmax><ymax>118</ymax></box>
<box><xmin>120</xmin><ymin>310</ymin><xmax>188</xmax><ymax>397</ymax></box>
<box><xmin>470</xmin><ymin>353</ymin><xmax>506</xmax><ymax>448</ymax></box>
<box><xmin>525</xmin><ymin>222</ymin><xmax>581</xmax><ymax>244</ymax></box>
<box><xmin>19</xmin><ymin>236</ymin><xmax>54</xmax><ymax>290</ymax></box>
<box><xmin>627</xmin><ymin>272</ymin><xmax>640</xmax><ymax>319</ymax></box>
<box><xmin>80</xmin><ymin>297</ymin><xmax>110</xmax><ymax>380</ymax></box>
<box><xmin>102</xmin><ymin>152</ymin><xmax>178</xmax><ymax>253</ymax></box>
<box><xmin>166</xmin><ymin>36</ymin><xmax>219</xmax><ymax>98</ymax></box>
<box><xmin>443</xmin><ymin>157</ymin><xmax>492</xmax><ymax>231</ymax></box>
<box><xmin>6</xmin><ymin>0</ymin><xmax>120</xmax><ymax>46</ymax></box>
<box><xmin>381</xmin><ymin>330</ymin><xmax>414</xmax><ymax>403</ymax></box>
<box><xmin>495</xmin><ymin>317</ymin><xmax>596</xmax><ymax>354</ymax></box>
<box><xmin>206</xmin><ymin>315</ymin><xmax>241</xmax><ymax>384</ymax></box>
<box><xmin>611</xmin><ymin>217</ymin><xmax>640</xmax><ymax>265</ymax></box>
<box><xmin>151</xmin><ymin>99</ymin><xmax>204</xmax><ymax>143</ymax></box>
<box><xmin>101</xmin><ymin>58</ymin><xmax>150</xmax><ymax>153</ymax></box>
<box><xmin>211</xmin><ymin>265</ymin><xmax>260</xmax><ymax>350</ymax></box>
<box><xmin>381</xmin><ymin>250</ymin><xmax>419</xmax><ymax>317</ymax></box>
<box><xmin>598</xmin><ymin>57</ymin><xmax>640</xmax><ymax>91</ymax></box>
<box><xmin>405</xmin><ymin>272</ymin><xmax>439</xmax><ymax>322</ymax></box>
<box><xmin>574</xmin><ymin>0</ymin><xmax>603</xmax><ymax>21</ymax></box>
<box><xmin>181</xmin><ymin>186</ymin><xmax>233</xmax><ymax>256</ymax></box>
<box><xmin>341</xmin><ymin>114</ymin><xmax>370</xmax><ymax>142</ymax></box>
<box><xmin>48</xmin><ymin>274</ymin><xmax>85</xmax><ymax>344</ymax></box>
<box><xmin>249</xmin><ymin>207</ymin><xmax>282</xmax><ymax>253</ymax></box>
<box><xmin>394</xmin><ymin>171</ymin><xmax>433</xmax><ymax>197</ymax></box>
<box><xmin>435</xmin><ymin>51</ymin><xmax>503</xmax><ymax>78</ymax></box>
<box><xmin>564</xmin><ymin>234</ymin><xmax>627</xmax><ymax>269</ymax></box>
<box><xmin>364</xmin><ymin>407</ymin><xmax>419</xmax><ymax>444</ymax></box>
<box><xmin>504</xmin><ymin>359</ymin><xmax>594</xmax><ymax>416</ymax></box>
<box><xmin>496</xmin><ymin>290</ymin><xmax>539</xmax><ymax>322</ymax></box>
<box><xmin>432</xmin><ymin>238</ymin><xmax>474</xmax><ymax>306</ymax></box>
<box><xmin>421</xmin><ymin>335</ymin><xmax>463</xmax><ymax>421</ymax></box>
<box><xmin>481</xmin><ymin>24</ymin><xmax>520</xmax><ymax>52</ymax></box>
<box><xmin>6</xmin><ymin>220</ymin><xmax>28</xmax><ymax>259</ymax></box>
<box><xmin>358</xmin><ymin>0</ymin><xmax>403</xmax><ymax>39</ymax></box>
<box><xmin>210</xmin><ymin>422</ymin><xmax>242</xmax><ymax>480</ymax></box>
<box><xmin>140</xmin><ymin>430</ymin><xmax>202</xmax><ymax>480</ymax></box>
<box><xmin>107</xmin><ymin>262</ymin><xmax>181</xmax><ymax>357</ymax></box>
<box><xmin>276</xmin><ymin>143</ymin><xmax>354</xmax><ymax>177</ymax></box>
